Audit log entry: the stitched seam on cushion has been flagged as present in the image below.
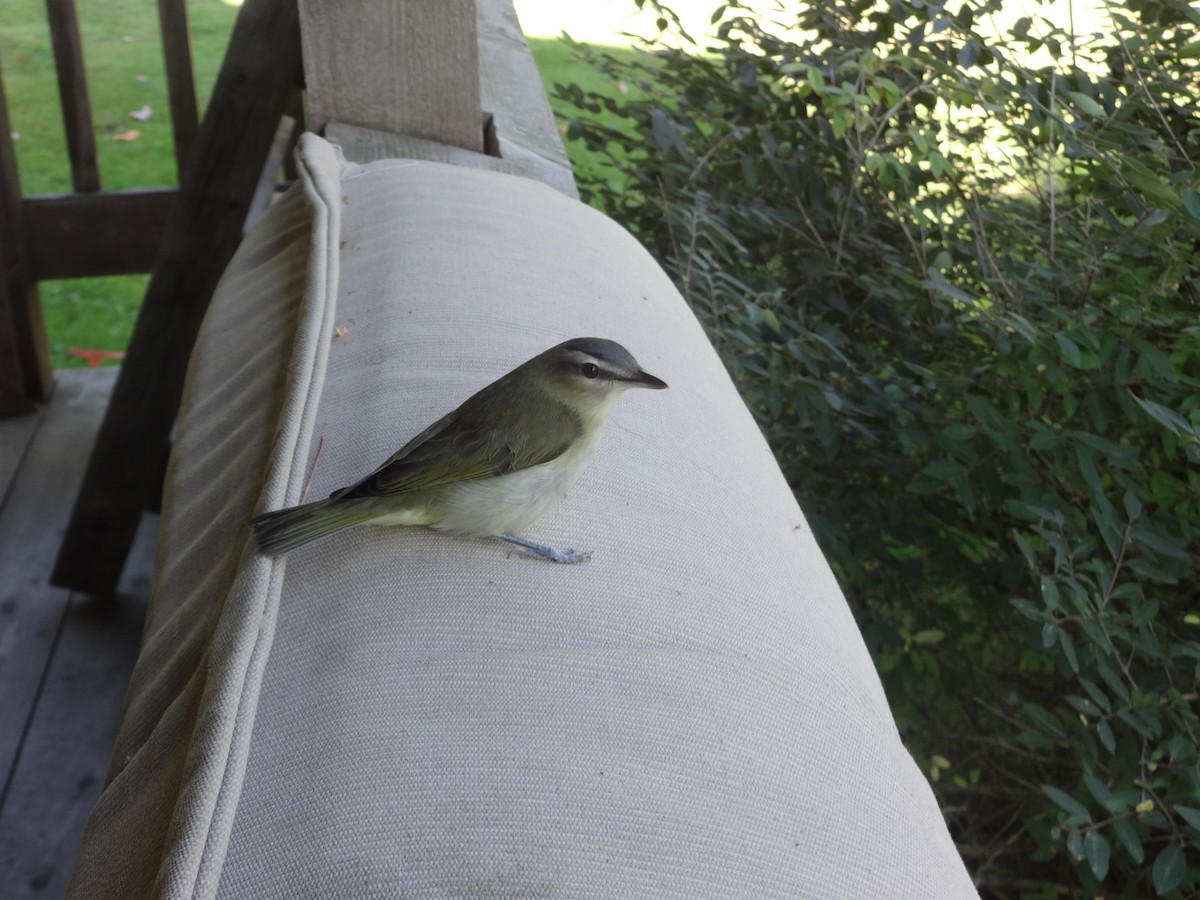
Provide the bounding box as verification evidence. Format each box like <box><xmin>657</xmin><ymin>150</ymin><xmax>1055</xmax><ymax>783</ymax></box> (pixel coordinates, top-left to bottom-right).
<box><xmin>180</xmin><ymin>135</ymin><xmax>346</xmax><ymax>899</ymax></box>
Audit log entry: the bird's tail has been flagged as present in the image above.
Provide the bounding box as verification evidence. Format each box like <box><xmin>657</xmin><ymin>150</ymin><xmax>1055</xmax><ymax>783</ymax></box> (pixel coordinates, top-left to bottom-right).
<box><xmin>250</xmin><ymin>497</ymin><xmax>376</xmax><ymax>557</ymax></box>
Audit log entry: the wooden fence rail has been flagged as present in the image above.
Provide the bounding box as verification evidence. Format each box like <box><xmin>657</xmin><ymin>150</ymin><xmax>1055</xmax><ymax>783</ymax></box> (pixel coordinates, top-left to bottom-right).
<box><xmin>0</xmin><ymin>0</ymin><xmax>202</xmax><ymax>414</ymax></box>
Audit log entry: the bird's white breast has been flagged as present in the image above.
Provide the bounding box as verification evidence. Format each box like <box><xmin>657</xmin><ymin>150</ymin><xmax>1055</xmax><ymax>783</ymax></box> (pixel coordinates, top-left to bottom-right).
<box><xmin>426</xmin><ymin>425</ymin><xmax>607</xmax><ymax>537</ymax></box>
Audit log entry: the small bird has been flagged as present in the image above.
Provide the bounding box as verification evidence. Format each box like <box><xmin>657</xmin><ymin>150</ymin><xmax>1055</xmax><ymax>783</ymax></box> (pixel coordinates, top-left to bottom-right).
<box><xmin>250</xmin><ymin>337</ymin><xmax>667</xmax><ymax>563</ymax></box>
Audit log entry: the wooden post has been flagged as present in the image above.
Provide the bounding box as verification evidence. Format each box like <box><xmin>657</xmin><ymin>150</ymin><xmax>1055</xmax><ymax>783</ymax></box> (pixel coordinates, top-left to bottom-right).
<box><xmin>157</xmin><ymin>0</ymin><xmax>201</xmax><ymax>182</ymax></box>
<box><xmin>298</xmin><ymin>0</ymin><xmax>484</xmax><ymax>152</ymax></box>
<box><xmin>52</xmin><ymin>0</ymin><xmax>303</xmax><ymax>597</ymax></box>
<box><xmin>45</xmin><ymin>0</ymin><xmax>101</xmax><ymax>193</ymax></box>
<box><xmin>0</xmin><ymin>63</ymin><xmax>52</xmax><ymax>414</ymax></box>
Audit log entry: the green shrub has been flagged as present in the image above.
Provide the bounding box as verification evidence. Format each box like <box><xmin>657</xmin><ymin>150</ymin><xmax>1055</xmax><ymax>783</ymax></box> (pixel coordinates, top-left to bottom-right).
<box><xmin>558</xmin><ymin>1</ymin><xmax>1200</xmax><ymax>894</ymax></box>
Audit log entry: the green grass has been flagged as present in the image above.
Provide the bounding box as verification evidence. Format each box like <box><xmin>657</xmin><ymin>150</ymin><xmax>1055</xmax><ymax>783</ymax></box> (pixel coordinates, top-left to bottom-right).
<box><xmin>528</xmin><ymin>34</ymin><xmax>649</xmax><ymax>196</ymax></box>
<box><xmin>0</xmin><ymin>0</ymin><xmax>653</xmax><ymax>368</ymax></box>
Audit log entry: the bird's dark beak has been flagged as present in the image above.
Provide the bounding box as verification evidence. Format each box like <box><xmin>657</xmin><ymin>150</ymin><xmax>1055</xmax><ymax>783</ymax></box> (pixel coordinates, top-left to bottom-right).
<box><xmin>628</xmin><ymin>369</ymin><xmax>668</xmax><ymax>390</ymax></box>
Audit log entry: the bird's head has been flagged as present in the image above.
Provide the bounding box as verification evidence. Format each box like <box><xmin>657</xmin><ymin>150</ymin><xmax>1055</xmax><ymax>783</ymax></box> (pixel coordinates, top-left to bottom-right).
<box><xmin>538</xmin><ymin>337</ymin><xmax>667</xmax><ymax>417</ymax></box>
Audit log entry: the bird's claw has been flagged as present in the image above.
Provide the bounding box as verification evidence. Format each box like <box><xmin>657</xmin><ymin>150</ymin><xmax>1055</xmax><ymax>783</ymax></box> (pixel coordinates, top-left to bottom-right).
<box><xmin>495</xmin><ymin>534</ymin><xmax>593</xmax><ymax>564</ymax></box>
<box><xmin>523</xmin><ymin>547</ymin><xmax>593</xmax><ymax>564</ymax></box>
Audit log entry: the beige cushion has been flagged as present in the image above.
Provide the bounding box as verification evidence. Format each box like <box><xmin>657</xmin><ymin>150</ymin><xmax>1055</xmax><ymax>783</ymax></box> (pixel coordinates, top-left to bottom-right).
<box><xmin>68</xmin><ymin>134</ymin><xmax>977</xmax><ymax>898</ymax></box>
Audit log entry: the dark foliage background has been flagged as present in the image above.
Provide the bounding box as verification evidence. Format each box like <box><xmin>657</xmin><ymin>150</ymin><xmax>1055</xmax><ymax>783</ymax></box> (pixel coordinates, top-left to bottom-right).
<box><xmin>557</xmin><ymin>1</ymin><xmax>1200</xmax><ymax>895</ymax></box>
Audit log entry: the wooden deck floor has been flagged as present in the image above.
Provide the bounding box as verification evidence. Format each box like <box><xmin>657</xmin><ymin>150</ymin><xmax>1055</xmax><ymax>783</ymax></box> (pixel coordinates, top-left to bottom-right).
<box><xmin>0</xmin><ymin>368</ymin><xmax>158</xmax><ymax>899</ymax></box>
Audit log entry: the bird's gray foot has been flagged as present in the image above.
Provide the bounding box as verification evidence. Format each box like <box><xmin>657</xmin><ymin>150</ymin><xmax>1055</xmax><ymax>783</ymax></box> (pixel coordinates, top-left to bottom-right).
<box><xmin>495</xmin><ymin>534</ymin><xmax>593</xmax><ymax>564</ymax></box>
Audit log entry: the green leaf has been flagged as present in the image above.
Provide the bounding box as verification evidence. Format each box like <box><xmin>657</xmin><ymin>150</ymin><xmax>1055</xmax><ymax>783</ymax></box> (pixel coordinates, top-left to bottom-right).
<box><xmin>1041</xmin><ymin>576</ymin><xmax>1061</xmax><ymax>611</ymax></box>
<box><xmin>1055</xmin><ymin>333</ymin><xmax>1083</xmax><ymax>367</ymax></box>
<box><xmin>1092</xmin><ymin>497</ymin><xmax>1123</xmax><ymax>562</ymax></box>
<box><xmin>1026</xmin><ymin>703</ymin><xmax>1066</xmax><ymax>737</ymax></box>
<box><xmin>1068</xmin><ymin>695</ymin><xmax>1102</xmax><ymax>718</ymax></box>
<box><xmin>1078</xmin><ymin>677</ymin><xmax>1111</xmax><ymax>712</ymax></box>
<box><xmin>1142</xmin><ymin>809</ymin><xmax>1171</xmax><ymax>830</ymax></box>
<box><xmin>941</xmin><ymin>423</ymin><xmax>976</xmax><ymax>442</ymax></box>
<box><xmin>1117</xmin><ymin>709</ymin><xmax>1157</xmax><ymax>740</ymax></box>
<box><xmin>921</xmin><ymin>459</ymin><xmax>965</xmax><ymax>481</ymax></box>
<box><xmin>967</xmin><ymin>395</ymin><xmax>1007</xmax><ymax>431</ymax></box>
<box><xmin>1084</xmin><ymin>831</ymin><xmax>1110</xmax><ymax>881</ymax></box>
<box><xmin>1029</xmin><ymin>426</ymin><xmax>1059</xmax><ymax>450</ymax></box>
<box><xmin>1074</xmin><ymin>445</ymin><xmax>1104</xmax><ymax>501</ymax></box>
<box><xmin>1010</xmin><ymin>597</ymin><xmax>1045</xmax><ymax>622</ymax></box>
<box><xmin>1097</xmin><ymin>720</ymin><xmax>1116</xmax><ymax>753</ymax></box>
<box><xmin>1014</xmin><ymin>533</ymin><xmax>1040</xmax><ymax>570</ymax></box>
<box><xmin>1175</xmin><ymin>805</ymin><xmax>1200</xmax><ymax>832</ymax></box>
<box><xmin>1130</xmin><ymin>393</ymin><xmax>1193</xmax><ymax>437</ymax></box>
<box><xmin>922</xmin><ymin>277</ymin><xmax>973</xmax><ymax>304</ymax></box>
<box><xmin>1083</xmin><ymin>774</ymin><xmax>1118</xmax><ymax>811</ymax></box>
<box><xmin>1059</xmin><ymin>629</ymin><xmax>1079</xmax><ymax>672</ymax></box>
<box><xmin>1067</xmin><ymin>90</ymin><xmax>1106</xmax><ymax>118</ymax></box>
<box><xmin>1123</xmin><ymin>490</ymin><xmax>1143</xmax><ymax>522</ymax></box>
<box><xmin>1183</xmin><ymin>188</ymin><xmax>1200</xmax><ymax>221</ymax></box>
<box><xmin>1133</xmin><ymin>526</ymin><xmax>1189</xmax><ymax>560</ymax></box>
<box><xmin>1042</xmin><ymin>622</ymin><xmax>1060</xmax><ymax>649</ymax></box>
<box><xmin>1113</xmin><ymin>819</ymin><xmax>1144</xmax><ymax>864</ymax></box>
<box><xmin>1096</xmin><ymin>662</ymin><xmax>1130</xmax><ymax>702</ymax></box>
<box><xmin>1042</xmin><ymin>784</ymin><xmax>1091</xmax><ymax>823</ymax></box>
<box><xmin>1120</xmin><ymin>158</ymin><xmax>1183</xmax><ymax>210</ymax></box>
<box><xmin>1152</xmin><ymin>844</ymin><xmax>1185</xmax><ymax>895</ymax></box>
<box><xmin>1066</xmin><ymin>829</ymin><xmax>1084</xmax><ymax>860</ymax></box>
<box><xmin>649</xmin><ymin>108</ymin><xmax>690</xmax><ymax>160</ymax></box>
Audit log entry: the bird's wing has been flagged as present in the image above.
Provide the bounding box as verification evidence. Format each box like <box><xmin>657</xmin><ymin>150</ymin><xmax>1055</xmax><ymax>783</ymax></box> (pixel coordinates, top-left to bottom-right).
<box><xmin>332</xmin><ymin>397</ymin><xmax>581</xmax><ymax>500</ymax></box>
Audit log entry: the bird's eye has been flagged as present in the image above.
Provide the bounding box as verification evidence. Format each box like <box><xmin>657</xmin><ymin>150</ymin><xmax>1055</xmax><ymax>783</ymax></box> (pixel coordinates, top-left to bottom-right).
<box><xmin>581</xmin><ymin>362</ymin><xmax>600</xmax><ymax>379</ymax></box>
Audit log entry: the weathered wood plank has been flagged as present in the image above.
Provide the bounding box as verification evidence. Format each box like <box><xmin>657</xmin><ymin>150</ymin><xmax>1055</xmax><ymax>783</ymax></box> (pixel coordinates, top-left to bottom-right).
<box><xmin>0</xmin><ymin>404</ymin><xmax>40</xmax><ymax>511</ymax></box>
<box><xmin>299</xmin><ymin>0</ymin><xmax>483</xmax><ymax>151</ymax></box>
<box><xmin>0</xmin><ymin>370</ymin><xmax>154</xmax><ymax>900</ymax></box>
<box><xmin>45</xmin><ymin>0</ymin><xmax>101</xmax><ymax>193</ymax></box>
<box><xmin>325</xmin><ymin>0</ymin><xmax>576</xmax><ymax>197</ymax></box>
<box><xmin>0</xmin><ymin>62</ymin><xmax>52</xmax><ymax>414</ymax></box>
<box><xmin>0</xmin><ymin>369</ymin><xmax>115</xmax><ymax>793</ymax></box>
<box><xmin>52</xmin><ymin>0</ymin><xmax>302</xmax><ymax>598</ymax></box>
<box><xmin>23</xmin><ymin>190</ymin><xmax>178</xmax><ymax>280</ymax></box>
<box><xmin>477</xmin><ymin>0</ymin><xmax>575</xmax><ymax>191</ymax></box>
<box><xmin>157</xmin><ymin>0</ymin><xmax>200</xmax><ymax>181</ymax></box>
<box><xmin>0</xmin><ymin>608</ymin><xmax>143</xmax><ymax>899</ymax></box>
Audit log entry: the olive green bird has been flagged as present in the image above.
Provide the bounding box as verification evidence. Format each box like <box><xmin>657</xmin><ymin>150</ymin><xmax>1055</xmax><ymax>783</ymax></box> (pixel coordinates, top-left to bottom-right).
<box><xmin>250</xmin><ymin>337</ymin><xmax>667</xmax><ymax>563</ymax></box>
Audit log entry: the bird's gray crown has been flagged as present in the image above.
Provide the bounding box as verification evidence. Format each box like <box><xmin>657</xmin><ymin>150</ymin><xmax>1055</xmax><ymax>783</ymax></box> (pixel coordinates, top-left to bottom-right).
<box><xmin>555</xmin><ymin>337</ymin><xmax>639</xmax><ymax>370</ymax></box>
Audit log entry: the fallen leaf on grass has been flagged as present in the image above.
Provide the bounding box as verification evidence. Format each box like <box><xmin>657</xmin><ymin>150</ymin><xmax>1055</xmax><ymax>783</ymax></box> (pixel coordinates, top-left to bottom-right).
<box><xmin>111</xmin><ymin>129</ymin><xmax>140</xmax><ymax>141</ymax></box>
<box><xmin>67</xmin><ymin>347</ymin><xmax>126</xmax><ymax>368</ymax></box>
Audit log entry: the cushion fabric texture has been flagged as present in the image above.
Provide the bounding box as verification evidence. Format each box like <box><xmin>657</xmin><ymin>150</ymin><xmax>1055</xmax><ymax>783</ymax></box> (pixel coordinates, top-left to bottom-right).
<box><xmin>68</xmin><ymin>133</ymin><xmax>977</xmax><ymax>898</ymax></box>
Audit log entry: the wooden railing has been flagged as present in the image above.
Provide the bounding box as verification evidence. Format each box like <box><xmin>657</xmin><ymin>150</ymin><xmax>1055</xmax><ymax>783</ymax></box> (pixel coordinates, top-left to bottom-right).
<box><xmin>0</xmin><ymin>0</ymin><xmax>210</xmax><ymax>414</ymax></box>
